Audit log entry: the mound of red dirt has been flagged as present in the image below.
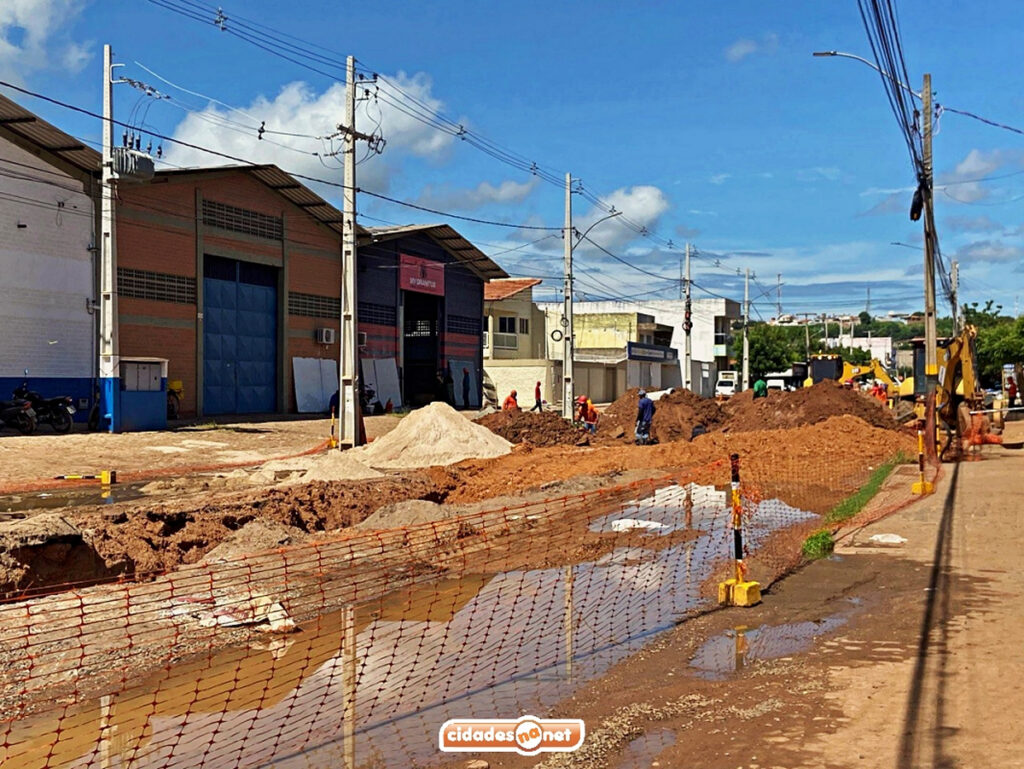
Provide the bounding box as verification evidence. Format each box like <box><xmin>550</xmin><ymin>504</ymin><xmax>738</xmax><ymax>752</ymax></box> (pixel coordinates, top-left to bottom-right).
<box><xmin>722</xmin><ymin>380</ymin><xmax>900</xmax><ymax>433</ymax></box>
<box><xmin>602</xmin><ymin>388</ymin><xmax>725</xmax><ymax>444</ymax></box>
<box><xmin>476</xmin><ymin>410</ymin><xmax>586</xmax><ymax>447</ymax></box>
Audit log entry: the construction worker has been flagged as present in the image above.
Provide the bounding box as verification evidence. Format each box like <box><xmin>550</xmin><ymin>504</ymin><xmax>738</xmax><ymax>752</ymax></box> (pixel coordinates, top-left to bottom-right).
<box><xmin>635</xmin><ymin>389</ymin><xmax>655</xmax><ymax>445</ymax></box>
<box><xmin>753</xmin><ymin>378</ymin><xmax>768</xmax><ymax>399</ymax></box>
<box><xmin>576</xmin><ymin>395</ymin><xmax>599</xmax><ymax>434</ymax></box>
<box><xmin>530</xmin><ymin>380</ymin><xmax>543</xmax><ymax>412</ymax></box>
<box><xmin>502</xmin><ymin>390</ymin><xmax>520</xmax><ymax>411</ymax></box>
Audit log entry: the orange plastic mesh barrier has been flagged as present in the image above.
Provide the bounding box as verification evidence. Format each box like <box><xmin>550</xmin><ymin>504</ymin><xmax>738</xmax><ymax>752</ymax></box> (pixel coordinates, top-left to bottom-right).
<box><xmin>0</xmin><ymin>451</ymin><xmax>913</xmax><ymax>769</ymax></box>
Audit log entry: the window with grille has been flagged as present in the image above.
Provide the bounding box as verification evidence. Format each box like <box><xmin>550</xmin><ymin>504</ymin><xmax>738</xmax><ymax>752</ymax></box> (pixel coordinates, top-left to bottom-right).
<box><xmin>117</xmin><ymin>268</ymin><xmax>196</xmax><ymax>304</ymax></box>
<box><xmin>497</xmin><ymin>316</ymin><xmax>516</xmax><ymax>334</ymax></box>
<box><xmin>288</xmin><ymin>292</ymin><xmax>340</xmax><ymax>319</ymax></box>
<box><xmin>202</xmin><ymin>199</ymin><xmax>283</xmax><ymax>240</ymax></box>
<box><xmin>518</xmin><ymin>317</ymin><xmax>529</xmax><ymax>335</ymax></box>
<box><xmin>446</xmin><ymin>315</ymin><xmax>481</xmax><ymax>335</ymax></box>
<box><xmin>405</xmin><ymin>318</ymin><xmax>435</xmax><ymax>337</ymax></box>
<box><xmin>359</xmin><ymin>302</ymin><xmax>397</xmax><ymax>326</ymax></box>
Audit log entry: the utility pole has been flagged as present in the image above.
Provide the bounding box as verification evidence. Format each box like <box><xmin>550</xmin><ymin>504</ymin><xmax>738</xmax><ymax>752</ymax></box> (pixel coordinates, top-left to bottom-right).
<box><xmin>562</xmin><ymin>172</ymin><xmax>574</xmax><ymax>420</ymax></box>
<box><xmin>683</xmin><ymin>243</ymin><xmax>692</xmax><ymax>391</ymax></box>
<box><xmin>951</xmin><ymin>260</ymin><xmax>960</xmax><ymax>331</ymax></box>
<box><xmin>866</xmin><ymin>287</ymin><xmax>871</xmax><ymax>317</ymax></box>
<box><xmin>742</xmin><ymin>267</ymin><xmax>750</xmax><ymax>391</ymax></box>
<box><xmin>921</xmin><ymin>72</ymin><xmax>939</xmax><ymax>461</ymax></box>
<box><xmin>99</xmin><ymin>44</ymin><xmax>121</xmax><ymax>432</ymax></box>
<box><xmin>776</xmin><ymin>273</ymin><xmax>782</xmax><ymax>318</ymax></box>
<box><xmin>338</xmin><ymin>55</ymin><xmax>367</xmax><ymax>448</ymax></box>
<box><xmin>823</xmin><ymin>314</ymin><xmax>829</xmax><ymax>346</ymax></box>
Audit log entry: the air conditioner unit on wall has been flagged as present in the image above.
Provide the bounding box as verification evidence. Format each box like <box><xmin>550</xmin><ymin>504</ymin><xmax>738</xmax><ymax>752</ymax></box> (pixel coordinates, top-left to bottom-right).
<box><xmin>315</xmin><ymin>328</ymin><xmax>336</xmax><ymax>344</ymax></box>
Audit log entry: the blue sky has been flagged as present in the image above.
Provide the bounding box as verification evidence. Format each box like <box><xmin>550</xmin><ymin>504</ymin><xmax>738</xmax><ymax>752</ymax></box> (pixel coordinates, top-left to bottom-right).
<box><xmin>4</xmin><ymin>0</ymin><xmax>1024</xmax><ymax>317</ymax></box>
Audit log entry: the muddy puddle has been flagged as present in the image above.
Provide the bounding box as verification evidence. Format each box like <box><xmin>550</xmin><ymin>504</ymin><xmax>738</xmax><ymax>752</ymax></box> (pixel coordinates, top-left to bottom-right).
<box><xmin>2</xmin><ymin>484</ymin><xmax>815</xmax><ymax>769</ymax></box>
<box><xmin>689</xmin><ymin>615</ymin><xmax>849</xmax><ymax>680</ymax></box>
<box><xmin>615</xmin><ymin>727</ymin><xmax>676</xmax><ymax>768</ymax></box>
<box><xmin>0</xmin><ymin>483</ymin><xmax>147</xmax><ymax>518</ymax></box>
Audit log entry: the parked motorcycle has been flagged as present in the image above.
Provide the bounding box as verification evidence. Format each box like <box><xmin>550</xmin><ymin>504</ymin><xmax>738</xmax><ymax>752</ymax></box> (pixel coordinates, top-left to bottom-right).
<box><xmin>13</xmin><ymin>371</ymin><xmax>74</xmax><ymax>433</ymax></box>
<box><xmin>0</xmin><ymin>398</ymin><xmax>37</xmax><ymax>435</ymax></box>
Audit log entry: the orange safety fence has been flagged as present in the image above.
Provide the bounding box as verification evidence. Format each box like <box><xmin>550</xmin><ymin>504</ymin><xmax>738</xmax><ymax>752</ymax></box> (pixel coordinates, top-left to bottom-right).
<box><xmin>0</xmin><ymin>449</ymin><xmax>920</xmax><ymax>769</ymax></box>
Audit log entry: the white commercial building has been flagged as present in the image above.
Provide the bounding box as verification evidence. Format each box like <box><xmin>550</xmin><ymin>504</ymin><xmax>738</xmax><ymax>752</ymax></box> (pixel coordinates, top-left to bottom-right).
<box><xmin>0</xmin><ymin>94</ymin><xmax>99</xmax><ymax>408</ymax></box>
<box><xmin>826</xmin><ymin>334</ymin><xmax>896</xmax><ymax>366</ymax></box>
<box><xmin>537</xmin><ymin>298</ymin><xmax>741</xmax><ymax>397</ymax></box>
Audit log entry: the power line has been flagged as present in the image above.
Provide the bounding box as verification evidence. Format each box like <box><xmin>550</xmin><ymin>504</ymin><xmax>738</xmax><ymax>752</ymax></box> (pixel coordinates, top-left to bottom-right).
<box><xmin>0</xmin><ymin>79</ymin><xmax>561</xmax><ymax>232</ymax></box>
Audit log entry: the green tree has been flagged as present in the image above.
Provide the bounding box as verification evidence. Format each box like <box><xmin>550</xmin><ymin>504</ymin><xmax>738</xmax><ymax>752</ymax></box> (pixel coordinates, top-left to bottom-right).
<box><xmin>963</xmin><ymin>300</ymin><xmax>1005</xmax><ymax>329</ymax></box>
<box><xmin>976</xmin><ymin>316</ymin><xmax>1024</xmax><ymax>385</ymax></box>
<box><xmin>739</xmin><ymin>323</ymin><xmax>800</xmax><ymax>378</ymax></box>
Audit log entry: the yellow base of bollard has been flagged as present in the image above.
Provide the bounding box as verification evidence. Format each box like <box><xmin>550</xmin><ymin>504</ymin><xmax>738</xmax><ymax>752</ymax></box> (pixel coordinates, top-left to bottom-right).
<box><xmin>911</xmin><ymin>480</ymin><xmax>934</xmax><ymax>495</ymax></box>
<box><xmin>718</xmin><ymin>578</ymin><xmax>762</xmax><ymax>607</ymax></box>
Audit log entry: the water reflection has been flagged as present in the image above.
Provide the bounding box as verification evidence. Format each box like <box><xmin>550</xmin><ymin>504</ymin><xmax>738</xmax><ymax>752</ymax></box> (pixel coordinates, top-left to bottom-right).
<box><xmin>3</xmin><ymin>484</ymin><xmax>814</xmax><ymax>769</ymax></box>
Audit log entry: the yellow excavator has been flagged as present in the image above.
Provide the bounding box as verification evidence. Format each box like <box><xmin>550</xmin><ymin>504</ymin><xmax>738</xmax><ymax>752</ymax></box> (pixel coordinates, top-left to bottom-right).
<box><xmin>808</xmin><ymin>354</ymin><xmax>898</xmax><ymax>396</ymax></box>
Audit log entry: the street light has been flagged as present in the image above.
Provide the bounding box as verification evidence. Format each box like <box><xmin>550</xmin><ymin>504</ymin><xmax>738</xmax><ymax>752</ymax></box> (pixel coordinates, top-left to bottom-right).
<box><xmin>816</xmin><ymin>49</ymin><xmax>941</xmax><ymax>459</ymax></box>
<box><xmin>812</xmin><ymin>50</ymin><xmax>921</xmax><ymax>98</ymax></box>
<box><xmin>561</xmin><ymin>204</ymin><xmax>622</xmax><ymax>420</ymax></box>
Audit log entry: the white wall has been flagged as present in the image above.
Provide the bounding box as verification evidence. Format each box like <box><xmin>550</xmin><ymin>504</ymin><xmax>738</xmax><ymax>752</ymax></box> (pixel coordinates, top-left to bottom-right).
<box><xmin>484</xmin><ymin>359</ymin><xmax>557</xmax><ymax>407</ymax></box>
<box><xmin>539</xmin><ymin>298</ymin><xmax>740</xmax><ymax>384</ymax></box>
<box><xmin>0</xmin><ymin>138</ymin><xmax>94</xmax><ymax>378</ymax></box>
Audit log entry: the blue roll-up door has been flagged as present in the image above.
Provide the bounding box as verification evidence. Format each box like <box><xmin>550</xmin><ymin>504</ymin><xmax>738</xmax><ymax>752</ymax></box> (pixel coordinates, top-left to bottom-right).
<box><xmin>203</xmin><ymin>256</ymin><xmax>277</xmax><ymax>414</ymax></box>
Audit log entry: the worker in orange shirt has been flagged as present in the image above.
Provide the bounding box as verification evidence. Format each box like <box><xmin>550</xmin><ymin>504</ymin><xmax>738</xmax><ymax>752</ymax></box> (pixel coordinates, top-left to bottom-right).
<box><xmin>576</xmin><ymin>395</ymin><xmax>599</xmax><ymax>434</ymax></box>
<box><xmin>502</xmin><ymin>390</ymin><xmax>520</xmax><ymax>411</ymax></box>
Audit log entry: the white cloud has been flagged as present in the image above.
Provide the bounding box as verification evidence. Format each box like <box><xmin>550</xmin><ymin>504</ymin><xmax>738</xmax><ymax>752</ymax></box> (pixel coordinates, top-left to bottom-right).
<box><xmin>414</xmin><ymin>177</ymin><xmax>539</xmax><ymax>211</ymax></box>
<box><xmin>165</xmin><ymin>73</ymin><xmax>462</xmax><ymax>192</ymax></box>
<box><xmin>955</xmin><ymin>239</ymin><xmax>1024</xmax><ymax>264</ymax></box>
<box><xmin>944</xmin><ymin>214</ymin><xmax>1003</xmax><ymax>233</ymax></box>
<box><xmin>709</xmin><ymin>173</ymin><xmax>731</xmax><ymax>185</ymax></box>
<box><xmin>797</xmin><ymin>166</ymin><xmax>841</xmax><ymax>182</ymax></box>
<box><xmin>574</xmin><ymin>185</ymin><xmax>671</xmax><ymax>252</ymax></box>
<box><xmin>0</xmin><ymin>0</ymin><xmax>91</xmax><ymax>83</ymax></box>
<box><xmin>936</xmin><ymin>148</ymin><xmax>1024</xmax><ymax>204</ymax></box>
<box><xmin>724</xmin><ymin>32</ymin><xmax>779</xmax><ymax>63</ymax></box>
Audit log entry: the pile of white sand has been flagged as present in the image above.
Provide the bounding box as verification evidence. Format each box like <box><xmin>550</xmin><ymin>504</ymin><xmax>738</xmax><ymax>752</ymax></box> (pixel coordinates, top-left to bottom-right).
<box><xmin>356</xmin><ymin>402</ymin><xmax>512</xmax><ymax>469</ymax></box>
<box><xmin>294</xmin><ymin>451</ymin><xmax>383</xmax><ymax>483</ymax></box>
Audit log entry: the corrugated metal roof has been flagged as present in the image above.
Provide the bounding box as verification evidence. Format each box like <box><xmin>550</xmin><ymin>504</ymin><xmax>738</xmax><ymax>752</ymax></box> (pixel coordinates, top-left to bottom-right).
<box><xmin>364</xmin><ymin>224</ymin><xmax>508</xmax><ymax>281</ymax></box>
<box><xmin>0</xmin><ymin>93</ymin><xmax>101</xmax><ymax>174</ymax></box>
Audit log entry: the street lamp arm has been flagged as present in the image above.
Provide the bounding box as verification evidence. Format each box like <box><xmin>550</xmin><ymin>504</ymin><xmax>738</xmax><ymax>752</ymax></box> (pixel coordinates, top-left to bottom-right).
<box><xmin>573</xmin><ymin>210</ymin><xmax>622</xmax><ymax>246</ymax></box>
<box><xmin>812</xmin><ymin>50</ymin><xmax>920</xmax><ymax>99</ymax></box>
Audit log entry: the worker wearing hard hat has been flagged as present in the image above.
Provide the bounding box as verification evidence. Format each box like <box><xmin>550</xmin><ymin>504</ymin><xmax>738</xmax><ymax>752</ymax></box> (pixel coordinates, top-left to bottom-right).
<box><xmin>576</xmin><ymin>395</ymin><xmax>599</xmax><ymax>434</ymax></box>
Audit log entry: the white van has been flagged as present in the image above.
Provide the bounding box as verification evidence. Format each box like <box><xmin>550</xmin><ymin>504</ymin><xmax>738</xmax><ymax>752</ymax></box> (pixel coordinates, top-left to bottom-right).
<box><xmin>714</xmin><ymin>376</ymin><xmax>738</xmax><ymax>398</ymax></box>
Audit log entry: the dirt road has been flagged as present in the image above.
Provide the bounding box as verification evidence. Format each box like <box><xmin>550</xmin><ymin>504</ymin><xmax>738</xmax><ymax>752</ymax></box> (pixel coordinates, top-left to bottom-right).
<box><xmin>441</xmin><ymin>425</ymin><xmax>1024</xmax><ymax>769</ymax></box>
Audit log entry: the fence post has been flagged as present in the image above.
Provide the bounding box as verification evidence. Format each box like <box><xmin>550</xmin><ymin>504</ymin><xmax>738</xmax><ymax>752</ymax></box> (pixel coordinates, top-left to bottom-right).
<box><xmin>342</xmin><ymin>605</ymin><xmax>356</xmax><ymax>769</ymax></box>
<box><xmin>911</xmin><ymin>420</ymin><xmax>934</xmax><ymax>494</ymax></box>
<box><xmin>718</xmin><ymin>453</ymin><xmax>761</xmax><ymax>607</ymax></box>
<box><xmin>563</xmin><ymin>564</ymin><xmax>574</xmax><ymax>678</ymax></box>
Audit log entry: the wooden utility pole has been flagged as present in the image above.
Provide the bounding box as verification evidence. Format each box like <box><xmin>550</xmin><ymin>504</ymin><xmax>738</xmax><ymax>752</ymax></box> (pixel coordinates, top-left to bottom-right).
<box><xmin>922</xmin><ymin>73</ymin><xmax>939</xmax><ymax>461</ymax></box>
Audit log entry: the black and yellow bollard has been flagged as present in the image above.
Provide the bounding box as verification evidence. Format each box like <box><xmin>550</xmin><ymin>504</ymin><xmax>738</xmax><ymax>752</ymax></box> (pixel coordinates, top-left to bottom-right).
<box><xmin>718</xmin><ymin>453</ymin><xmax>762</xmax><ymax>607</ymax></box>
<box><xmin>329</xmin><ymin>407</ymin><xmax>338</xmax><ymax>449</ymax></box>
<box><xmin>911</xmin><ymin>420</ymin><xmax>934</xmax><ymax>495</ymax></box>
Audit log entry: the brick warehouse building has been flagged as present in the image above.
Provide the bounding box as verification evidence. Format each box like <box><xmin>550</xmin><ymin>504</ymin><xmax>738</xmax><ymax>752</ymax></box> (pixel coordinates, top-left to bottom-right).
<box><xmin>115</xmin><ymin>165</ymin><xmax>505</xmax><ymax>419</ymax></box>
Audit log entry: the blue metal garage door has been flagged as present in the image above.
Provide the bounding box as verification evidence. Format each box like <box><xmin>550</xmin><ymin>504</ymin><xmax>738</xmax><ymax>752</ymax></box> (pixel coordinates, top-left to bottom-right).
<box><xmin>203</xmin><ymin>256</ymin><xmax>277</xmax><ymax>415</ymax></box>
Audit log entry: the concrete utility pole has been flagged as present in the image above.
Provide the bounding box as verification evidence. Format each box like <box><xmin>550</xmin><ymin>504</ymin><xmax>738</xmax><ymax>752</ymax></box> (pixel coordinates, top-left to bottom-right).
<box><xmin>742</xmin><ymin>267</ymin><xmax>750</xmax><ymax>391</ymax></box>
<box><xmin>866</xmin><ymin>287</ymin><xmax>871</xmax><ymax>317</ymax></box>
<box><xmin>922</xmin><ymin>72</ymin><xmax>939</xmax><ymax>461</ymax></box>
<box><xmin>339</xmin><ymin>55</ymin><xmax>361</xmax><ymax>448</ymax></box>
<box><xmin>683</xmin><ymin>243</ymin><xmax>692</xmax><ymax>391</ymax></box>
<box><xmin>99</xmin><ymin>44</ymin><xmax>121</xmax><ymax>432</ymax></box>
<box><xmin>562</xmin><ymin>172</ymin><xmax>574</xmax><ymax>420</ymax></box>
